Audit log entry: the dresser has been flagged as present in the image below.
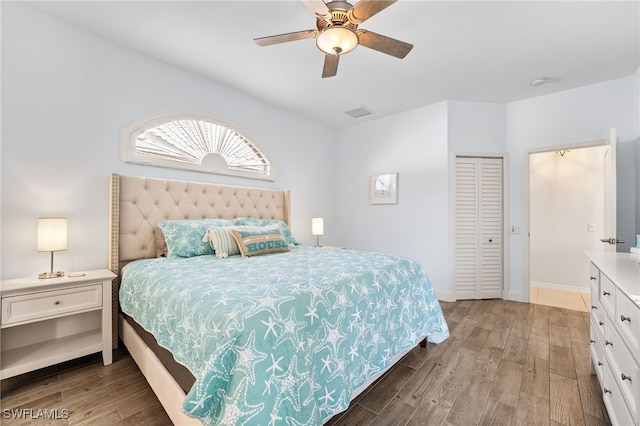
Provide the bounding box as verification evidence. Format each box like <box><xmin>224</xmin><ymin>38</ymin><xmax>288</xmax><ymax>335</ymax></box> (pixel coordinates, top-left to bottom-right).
<box><xmin>586</xmin><ymin>251</ymin><xmax>640</xmax><ymax>426</ymax></box>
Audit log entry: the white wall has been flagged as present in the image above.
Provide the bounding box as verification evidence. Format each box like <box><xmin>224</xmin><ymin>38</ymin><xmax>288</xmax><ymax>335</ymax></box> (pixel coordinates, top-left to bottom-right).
<box><xmin>529</xmin><ymin>146</ymin><xmax>608</xmax><ymax>292</ymax></box>
<box><xmin>0</xmin><ymin>3</ymin><xmax>335</xmax><ymax>279</ymax></box>
<box><xmin>506</xmin><ymin>76</ymin><xmax>637</xmax><ymax>301</ymax></box>
<box><xmin>332</xmin><ymin>103</ymin><xmax>450</xmax><ymax>294</ymax></box>
<box><xmin>447</xmin><ymin>101</ymin><xmax>506</xmax><ymax>153</ymax></box>
<box><xmin>332</xmin><ymin>101</ymin><xmax>506</xmax><ymax>299</ymax></box>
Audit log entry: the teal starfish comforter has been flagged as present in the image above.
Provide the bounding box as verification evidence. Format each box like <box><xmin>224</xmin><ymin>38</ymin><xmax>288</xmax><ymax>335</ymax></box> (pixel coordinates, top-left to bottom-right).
<box><xmin>119</xmin><ymin>246</ymin><xmax>449</xmax><ymax>425</ymax></box>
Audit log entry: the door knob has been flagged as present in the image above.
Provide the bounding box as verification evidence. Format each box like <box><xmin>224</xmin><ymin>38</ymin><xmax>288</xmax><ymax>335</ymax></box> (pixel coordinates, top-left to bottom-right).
<box><xmin>600</xmin><ymin>237</ymin><xmax>625</xmax><ymax>245</ymax></box>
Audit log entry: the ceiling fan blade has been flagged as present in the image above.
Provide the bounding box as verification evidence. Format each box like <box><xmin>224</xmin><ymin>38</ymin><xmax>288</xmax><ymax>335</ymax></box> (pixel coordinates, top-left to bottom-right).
<box><xmin>254</xmin><ymin>29</ymin><xmax>318</xmax><ymax>47</ymax></box>
<box><xmin>304</xmin><ymin>0</ymin><xmax>332</xmax><ymax>21</ymax></box>
<box><xmin>350</xmin><ymin>0</ymin><xmax>397</xmax><ymax>23</ymax></box>
<box><xmin>322</xmin><ymin>54</ymin><xmax>339</xmax><ymax>78</ymax></box>
<box><xmin>357</xmin><ymin>30</ymin><xmax>413</xmax><ymax>59</ymax></box>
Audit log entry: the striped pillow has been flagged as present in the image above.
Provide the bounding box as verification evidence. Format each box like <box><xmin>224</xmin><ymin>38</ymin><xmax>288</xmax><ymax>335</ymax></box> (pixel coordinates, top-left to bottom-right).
<box><xmin>230</xmin><ymin>228</ymin><xmax>290</xmax><ymax>257</ymax></box>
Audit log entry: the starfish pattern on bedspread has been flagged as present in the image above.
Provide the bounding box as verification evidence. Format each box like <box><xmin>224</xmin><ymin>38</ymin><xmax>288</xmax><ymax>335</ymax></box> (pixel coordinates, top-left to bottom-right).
<box><xmin>119</xmin><ymin>245</ymin><xmax>449</xmax><ymax>425</ymax></box>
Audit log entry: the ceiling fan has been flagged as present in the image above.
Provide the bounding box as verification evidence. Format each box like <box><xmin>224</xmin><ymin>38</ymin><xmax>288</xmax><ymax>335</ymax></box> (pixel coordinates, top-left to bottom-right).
<box><xmin>254</xmin><ymin>0</ymin><xmax>413</xmax><ymax>78</ymax></box>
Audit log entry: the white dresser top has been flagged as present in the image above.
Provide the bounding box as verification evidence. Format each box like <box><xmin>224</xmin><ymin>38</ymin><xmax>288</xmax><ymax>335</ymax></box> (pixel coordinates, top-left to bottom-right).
<box><xmin>585</xmin><ymin>251</ymin><xmax>640</xmax><ymax>306</ymax></box>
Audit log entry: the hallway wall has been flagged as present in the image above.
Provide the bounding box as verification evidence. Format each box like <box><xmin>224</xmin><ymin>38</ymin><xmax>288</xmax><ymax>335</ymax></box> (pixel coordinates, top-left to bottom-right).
<box><xmin>529</xmin><ymin>145</ymin><xmax>609</xmax><ymax>292</ymax></box>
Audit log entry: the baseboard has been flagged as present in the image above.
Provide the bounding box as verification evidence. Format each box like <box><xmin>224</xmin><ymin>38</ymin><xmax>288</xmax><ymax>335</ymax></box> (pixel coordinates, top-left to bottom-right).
<box><xmin>530</xmin><ymin>281</ymin><xmax>589</xmax><ymax>294</ymax></box>
<box><xmin>508</xmin><ymin>290</ymin><xmax>525</xmax><ymax>303</ymax></box>
<box><xmin>435</xmin><ymin>289</ymin><xmax>455</xmax><ymax>302</ymax></box>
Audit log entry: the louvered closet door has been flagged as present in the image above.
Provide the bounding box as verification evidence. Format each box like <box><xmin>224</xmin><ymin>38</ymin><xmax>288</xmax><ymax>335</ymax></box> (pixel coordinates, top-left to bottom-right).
<box><xmin>454</xmin><ymin>156</ymin><xmax>503</xmax><ymax>300</ymax></box>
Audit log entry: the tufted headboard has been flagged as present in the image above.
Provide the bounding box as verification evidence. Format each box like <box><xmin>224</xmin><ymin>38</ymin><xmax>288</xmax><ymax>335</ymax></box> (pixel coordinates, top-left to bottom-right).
<box><xmin>107</xmin><ymin>173</ymin><xmax>291</xmax><ymax>347</ymax></box>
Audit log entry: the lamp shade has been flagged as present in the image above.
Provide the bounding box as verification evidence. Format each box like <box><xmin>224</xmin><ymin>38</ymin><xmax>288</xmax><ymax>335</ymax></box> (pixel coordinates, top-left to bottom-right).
<box><xmin>316</xmin><ymin>26</ymin><xmax>358</xmax><ymax>55</ymax></box>
<box><xmin>37</xmin><ymin>218</ymin><xmax>67</xmax><ymax>252</ymax></box>
<box><xmin>311</xmin><ymin>217</ymin><xmax>324</xmax><ymax>236</ymax></box>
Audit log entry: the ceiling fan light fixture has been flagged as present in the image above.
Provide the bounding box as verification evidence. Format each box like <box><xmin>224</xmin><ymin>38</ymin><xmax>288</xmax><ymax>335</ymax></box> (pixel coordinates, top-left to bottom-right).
<box><xmin>316</xmin><ymin>26</ymin><xmax>358</xmax><ymax>55</ymax></box>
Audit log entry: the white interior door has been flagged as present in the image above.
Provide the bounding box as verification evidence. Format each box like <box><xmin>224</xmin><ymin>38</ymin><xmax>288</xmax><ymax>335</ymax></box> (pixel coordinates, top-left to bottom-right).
<box><xmin>454</xmin><ymin>156</ymin><xmax>504</xmax><ymax>300</ymax></box>
<box><xmin>601</xmin><ymin>128</ymin><xmax>619</xmax><ymax>251</ymax></box>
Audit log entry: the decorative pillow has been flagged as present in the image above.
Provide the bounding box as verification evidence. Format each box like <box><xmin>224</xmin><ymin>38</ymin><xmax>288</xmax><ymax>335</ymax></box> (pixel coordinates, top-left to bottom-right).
<box><xmin>233</xmin><ymin>218</ymin><xmax>298</xmax><ymax>246</ymax></box>
<box><xmin>202</xmin><ymin>225</ymin><xmax>280</xmax><ymax>258</ymax></box>
<box><xmin>158</xmin><ymin>219</ymin><xmax>234</xmax><ymax>258</ymax></box>
<box><xmin>154</xmin><ymin>226</ymin><xmax>168</xmax><ymax>257</ymax></box>
<box><xmin>230</xmin><ymin>228</ymin><xmax>291</xmax><ymax>257</ymax></box>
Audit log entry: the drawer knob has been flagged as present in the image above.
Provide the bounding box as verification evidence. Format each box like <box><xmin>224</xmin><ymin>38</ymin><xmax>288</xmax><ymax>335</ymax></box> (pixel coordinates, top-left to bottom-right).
<box><xmin>598</xmin><ymin>321</ymin><xmax>604</xmax><ymax>326</ymax></box>
<box><xmin>603</xmin><ymin>387</ymin><xmax>612</xmax><ymax>394</ymax></box>
<box><xmin>602</xmin><ymin>291</ymin><xmax>611</xmax><ymax>296</ymax></box>
<box><xmin>605</xmin><ymin>340</ymin><xmax>613</xmax><ymax>346</ymax></box>
<box><xmin>621</xmin><ymin>373</ymin><xmax>632</xmax><ymax>383</ymax></box>
<box><xmin>597</xmin><ymin>361</ymin><xmax>603</xmax><ymax>366</ymax></box>
<box><xmin>54</xmin><ymin>300</ymin><xmax>61</xmax><ymax>305</ymax></box>
<box><xmin>590</xmin><ymin>276</ymin><xmax>597</xmax><ymax>281</ymax></box>
<box><xmin>620</xmin><ymin>315</ymin><xmax>631</xmax><ymax>323</ymax></box>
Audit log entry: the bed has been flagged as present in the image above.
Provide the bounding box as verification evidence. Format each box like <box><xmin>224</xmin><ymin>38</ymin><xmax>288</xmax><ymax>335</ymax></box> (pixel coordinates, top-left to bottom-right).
<box><xmin>108</xmin><ymin>173</ymin><xmax>449</xmax><ymax>425</ymax></box>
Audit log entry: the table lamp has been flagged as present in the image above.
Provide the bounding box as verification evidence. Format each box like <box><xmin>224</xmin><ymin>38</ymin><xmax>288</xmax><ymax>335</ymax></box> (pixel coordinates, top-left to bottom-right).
<box><xmin>312</xmin><ymin>217</ymin><xmax>324</xmax><ymax>247</ymax></box>
<box><xmin>37</xmin><ymin>218</ymin><xmax>67</xmax><ymax>279</ymax></box>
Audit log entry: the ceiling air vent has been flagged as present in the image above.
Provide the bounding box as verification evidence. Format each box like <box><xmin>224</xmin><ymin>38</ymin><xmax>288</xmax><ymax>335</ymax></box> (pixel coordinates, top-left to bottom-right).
<box><xmin>345</xmin><ymin>106</ymin><xmax>372</xmax><ymax>118</ymax></box>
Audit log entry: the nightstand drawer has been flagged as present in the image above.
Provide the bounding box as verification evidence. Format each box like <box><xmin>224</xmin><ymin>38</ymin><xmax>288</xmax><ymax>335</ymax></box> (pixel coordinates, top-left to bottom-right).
<box><xmin>2</xmin><ymin>284</ymin><xmax>102</xmax><ymax>326</ymax></box>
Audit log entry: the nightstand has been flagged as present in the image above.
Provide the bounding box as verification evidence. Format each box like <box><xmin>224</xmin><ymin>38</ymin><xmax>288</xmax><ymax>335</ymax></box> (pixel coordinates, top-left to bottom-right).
<box><xmin>0</xmin><ymin>269</ymin><xmax>115</xmax><ymax>379</ymax></box>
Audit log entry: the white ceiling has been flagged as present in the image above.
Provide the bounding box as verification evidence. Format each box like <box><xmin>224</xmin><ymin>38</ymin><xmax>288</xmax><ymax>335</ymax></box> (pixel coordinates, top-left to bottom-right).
<box><xmin>31</xmin><ymin>1</ymin><xmax>639</xmax><ymax>128</ymax></box>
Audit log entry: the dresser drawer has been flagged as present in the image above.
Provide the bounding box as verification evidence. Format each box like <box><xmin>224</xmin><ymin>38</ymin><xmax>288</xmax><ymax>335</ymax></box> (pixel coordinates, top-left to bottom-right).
<box><xmin>1</xmin><ymin>284</ymin><xmax>102</xmax><ymax>326</ymax></box>
<box><xmin>616</xmin><ymin>291</ymin><xmax>640</xmax><ymax>362</ymax></box>
<box><xmin>603</xmin><ymin>361</ymin><xmax>636</xmax><ymax>426</ymax></box>
<box><xmin>590</xmin><ymin>324</ymin><xmax>606</xmax><ymax>380</ymax></box>
<box><xmin>605</xmin><ymin>322</ymin><xmax>639</xmax><ymax>423</ymax></box>
<box><xmin>600</xmin><ymin>274</ymin><xmax>616</xmax><ymax>319</ymax></box>
<box><xmin>589</xmin><ymin>262</ymin><xmax>600</xmax><ymax>293</ymax></box>
<box><xmin>590</xmin><ymin>295</ymin><xmax>606</xmax><ymax>335</ymax></box>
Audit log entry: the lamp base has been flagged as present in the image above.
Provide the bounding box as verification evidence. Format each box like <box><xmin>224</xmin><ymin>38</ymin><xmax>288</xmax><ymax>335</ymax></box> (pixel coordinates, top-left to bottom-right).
<box><xmin>39</xmin><ymin>271</ymin><xmax>65</xmax><ymax>279</ymax></box>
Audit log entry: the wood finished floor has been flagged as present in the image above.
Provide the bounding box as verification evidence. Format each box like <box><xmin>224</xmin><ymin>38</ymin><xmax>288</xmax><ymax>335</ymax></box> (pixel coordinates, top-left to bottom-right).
<box><xmin>1</xmin><ymin>299</ymin><xmax>610</xmax><ymax>426</ymax></box>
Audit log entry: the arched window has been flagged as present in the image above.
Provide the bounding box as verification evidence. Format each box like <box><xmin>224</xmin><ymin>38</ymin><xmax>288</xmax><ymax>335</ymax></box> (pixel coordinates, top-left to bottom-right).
<box><xmin>120</xmin><ymin>111</ymin><xmax>273</xmax><ymax>180</ymax></box>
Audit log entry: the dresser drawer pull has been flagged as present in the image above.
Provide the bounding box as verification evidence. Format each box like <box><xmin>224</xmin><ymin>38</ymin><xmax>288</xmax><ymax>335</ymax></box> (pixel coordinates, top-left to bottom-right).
<box><xmin>590</xmin><ymin>339</ymin><xmax>596</xmax><ymax>344</ymax></box>
<box><xmin>54</xmin><ymin>300</ymin><xmax>61</xmax><ymax>305</ymax></box>
<box><xmin>598</xmin><ymin>321</ymin><xmax>604</xmax><ymax>326</ymax></box>
<box><xmin>591</xmin><ymin>305</ymin><xmax>597</xmax><ymax>310</ymax></box>
<box><xmin>597</xmin><ymin>361</ymin><xmax>603</xmax><ymax>366</ymax></box>
<box><xmin>620</xmin><ymin>315</ymin><xmax>631</xmax><ymax>323</ymax></box>
<box><xmin>621</xmin><ymin>373</ymin><xmax>632</xmax><ymax>383</ymax></box>
<box><xmin>590</xmin><ymin>276</ymin><xmax>597</xmax><ymax>280</ymax></box>
<box><xmin>602</xmin><ymin>291</ymin><xmax>611</xmax><ymax>296</ymax></box>
<box><xmin>605</xmin><ymin>340</ymin><xmax>613</xmax><ymax>346</ymax></box>
<box><xmin>603</xmin><ymin>387</ymin><xmax>612</xmax><ymax>394</ymax></box>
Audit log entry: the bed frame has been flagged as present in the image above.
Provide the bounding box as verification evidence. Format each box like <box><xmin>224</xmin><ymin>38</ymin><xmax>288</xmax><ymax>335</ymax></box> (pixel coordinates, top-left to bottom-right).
<box><xmin>108</xmin><ymin>173</ymin><xmax>423</xmax><ymax>425</ymax></box>
<box><xmin>108</xmin><ymin>173</ymin><xmax>291</xmax><ymax>425</ymax></box>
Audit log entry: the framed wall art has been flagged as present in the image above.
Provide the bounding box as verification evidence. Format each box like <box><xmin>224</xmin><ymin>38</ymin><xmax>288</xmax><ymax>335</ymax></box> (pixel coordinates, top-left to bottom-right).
<box><xmin>369</xmin><ymin>173</ymin><xmax>398</xmax><ymax>204</ymax></box>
